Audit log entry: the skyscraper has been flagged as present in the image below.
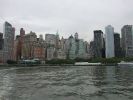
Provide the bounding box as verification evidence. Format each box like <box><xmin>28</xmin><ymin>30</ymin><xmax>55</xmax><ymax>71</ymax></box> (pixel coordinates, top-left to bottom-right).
<box><xmin>0</xmin><ymin>32</ymin><xmax>3</xmax><ymax>50</ymax></box>
<box><xmin>45</xmin><ymin>34</ymin><xmax>56</xmax><ymax>46</ymax></box>
<box><xmin>93</xmin><ymin>30</ymin><xmax>104</xmax><ymax>58</ymax></box>
<box><xmin>105</xmin><ymin>25</ymin><xmax>115</xmax><ymax>58</ymax></box>
<box><xmin>121</xmin><ymin>25</ymin><xmax>133</xmax><ymax>57</ymax></box>
<box><xmin>3</xmin><ymin>22</ymin><xmax>15</xmax><ymax>63</ymax></box>
<box><xmin>15</xmin><ymin>28</ymin><xmax>25</xmax><ymax>60</ymax></box>
<box><xmin>22</xmin><ymin>31</ymin><xmax>37</xmax><ymax>59</ymax></box>
<box><xmin>114</xmin><ymin>33</ymin><xmax>122</xmax><ymax>57</ymax></box>
<box><xmin>74</xmin><ymin>32</ymin><xmax>78</xmax><ymax>40</ymax></box>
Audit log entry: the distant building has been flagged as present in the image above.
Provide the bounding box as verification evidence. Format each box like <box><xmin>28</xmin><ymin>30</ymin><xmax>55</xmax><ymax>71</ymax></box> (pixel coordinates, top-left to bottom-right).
<box><xmin>22</xmin><ymin>31</ymin><xmax>37</xmax><ymax>59</ymax></box>
<box><xmin>105</xmin><ymin>25</ymin><xmax>115</xmax><ymax>58</ymax></box>
<box><xmin>13</xmin><ymin>35</ymin><xmax>20</xmax><ymax>61</ymax></box>
<box><xmin>114</xmin><ymin>33</ymin><xmax>122</xmax><ymax>57</ymax></box>
<box><xmin>68</xmin><ymin>34</ymin><xmax>86</xmax><ymax>59</ymax></box>
<box><xmin>93</xmin><ymin>30</ymin><xmax>104</xmax><ymax>58</ymax></box>
<box><xmin>77</xmin><ymin>39</ymin><xmax>86</xmax><ymax>58</ymax></box>
<box><xmin>74</xmin><ymin>32</ymin><xmax>78</xmax><ymax>40</ymax></box>
<box><xmin>0</xmin><ymin>33</ymin><xmax>4</xmax><ymax>63</ymax></box>
<box><xmin>3</xmin><ymin>22</ymin><xmax>15</xmax><ymax>63</ymax></box>
<box><xmin>60</xmin><ymin>37</ymin><xmax>65</xmax><ymax>50</ymax></box>
<box><xmin>121</xmin><ymin>25</ymin><xmax>133</xmax><ymax>57</ymax></box>
<box><xmin>46</xmin><ymin>47</ymin><xmax>55</xmax><ymax>60</ymax></box>
<box><xmin>33</xmin><ymin>38</ymin><xmax>46</xmax><ymax>60</ymax></box>
<box><xmin>0</xmin><ymin>50</ymin><xmax>3</xmax><ymax>63</ymax></box>
<box><xmin>14</xmin><ymin>28</ymin><xmax>25</xmax><ymax>61</ymax></box>
<box><xmin>84</xmin><ymin>41</ymin><xmax>89</xmax><ymax>54</ymax></box>
<box><xmin>0</xmin><ymin>32</ymin><xmax>3</xmax><ymax>50</ymax></box>
<box><xmin>56</xmin><ymin>49</ymin><xmax>66</xmax><ymax>59</ymax></box>
<box><xmin>89</xmin><ymin>41</ymin><xmax>95</xmax><ymax>58</ymax></box>
<box><xmin>45</xmin><ymin>34</ymin><xmax>56</xmax><ymax>47</ymax></box>
<box><xmin>69</xmin><ymin>35</ymin><xmax>76</xmax><ymax>59</ymax></box>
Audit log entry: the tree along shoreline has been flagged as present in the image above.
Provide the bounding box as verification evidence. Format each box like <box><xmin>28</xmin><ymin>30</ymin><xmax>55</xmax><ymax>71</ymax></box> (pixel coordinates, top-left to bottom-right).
<box><xmin>2</xmin><ymin>57</ymin><xmax>133</xmax><ymax>66</ymax></box>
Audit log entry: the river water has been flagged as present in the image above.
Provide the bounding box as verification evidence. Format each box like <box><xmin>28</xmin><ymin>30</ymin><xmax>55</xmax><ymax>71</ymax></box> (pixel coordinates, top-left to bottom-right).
<box><xmin>0</xmin><ymin>66</ymin><xmax>133</xmax><ymax>100</ymax></box>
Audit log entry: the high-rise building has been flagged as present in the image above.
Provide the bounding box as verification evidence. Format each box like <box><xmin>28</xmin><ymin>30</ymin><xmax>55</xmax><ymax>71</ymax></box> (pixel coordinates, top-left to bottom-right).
<box><xmin>105</xmin><ymin>25</ymin><xmax>115</xmax><ymax>58</ymax></box>
<box><xmin>77</xmin><ymin>39</ymin><xmax>86</xmax><ymax>58</ymax></box>
<box><xmin>74</xmin><ymin>32</ymin><xmax>78</xmax><ymax>40</ymax></box>
<box><xmin>121</xmin><ymin>25</ymin><xmax>133</xmax><ymax>57</ymax></box>
<box><xmin>89</xmin><ymin>41</ymin><xmax>95</xmax><ymax>58</ymax></box>
<box><xmin>93</xmin><ymin>30</ymin><xmax>104</xmax><ymax>58</ymax></box>
<box><xmin>45</xmin><ymin>34</ymin><xmax>56</xmax><ymax>46</ymax></box>
<box><xmin>69</xmin><ymin>35</ymin><xmax>76</xmax><ymax>59</ymax></box>
<box><xmin>0</xmin><ymin>32</ymin><xmax>3</xmax><ymax>50</ymax></box>
<box><xmin>46</xmin><ymin>47</ymin><xmax>55</xmax><ymax>60</ymax></box>
<box><xmin>68</xmin><ymin>34</ymin><xmax>86</xmax><ymax>59</ymax></box>
<box><xmin>15</xmin><ymin>28</ymin><xmax>25</xmax><ymax>60</ymax></box>
<box><xmin>114</xmin><ymin>33</ymin><xmax>122</xmax><ymax>57</ymax></box>
<box><xmin>0</xmin><ymin>33</ymin><xmax>3</xmax><ymax>63</ymax></box>
<box><xmin>22</xmin><ymin>31</ymin><xmax>37</xmax><ymax>59</ymax></box>
<box><xmin>3</xmin><ymin>22</ymin><xmax>15</xmax><ymax>63</ymax></box>
<box><xmin>33</xmin><ymin>38</ymin><xmax>46</xmax><ymax>60</ymax></box>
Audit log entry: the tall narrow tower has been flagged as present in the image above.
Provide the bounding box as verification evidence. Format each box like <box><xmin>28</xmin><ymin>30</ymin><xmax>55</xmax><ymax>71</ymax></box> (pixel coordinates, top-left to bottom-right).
<box><xmin>3</xmin><ymin>22</ymin><xmax>15</xmax><ymax>62</ymax></box>
<box><xmin>105</xmin><ymin>25</ymin><xmax>115</xmax><ymax>58</ymax></box>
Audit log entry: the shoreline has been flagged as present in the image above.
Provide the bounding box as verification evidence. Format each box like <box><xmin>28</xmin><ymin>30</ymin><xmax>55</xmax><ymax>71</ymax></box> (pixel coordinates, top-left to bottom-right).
<box><xmin>0</xmin><ymin>63</ymin><xmax>118</xmax><ymax>67</ymax></box>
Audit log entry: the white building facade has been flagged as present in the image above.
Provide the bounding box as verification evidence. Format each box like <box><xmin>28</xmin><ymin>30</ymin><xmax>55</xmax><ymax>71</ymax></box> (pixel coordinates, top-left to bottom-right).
<box><xmin>105</xmin><ymin>25</ymin><xmax>115</xmax><ymax>58</ymax></box>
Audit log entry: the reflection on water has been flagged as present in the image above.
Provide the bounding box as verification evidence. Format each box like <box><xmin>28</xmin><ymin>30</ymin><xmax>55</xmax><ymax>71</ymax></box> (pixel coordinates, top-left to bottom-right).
<box><xmin>0</xmin><ymin>66</ymin><xmax>133</xmax><ymax>100</ymax></box>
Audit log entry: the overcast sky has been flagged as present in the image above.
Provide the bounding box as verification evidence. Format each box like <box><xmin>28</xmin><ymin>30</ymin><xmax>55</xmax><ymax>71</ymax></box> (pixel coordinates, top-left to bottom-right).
<box><xmin>0</xmin><ymin>0</ymin><xmax>133</xmax><ymax>42</ymax></box>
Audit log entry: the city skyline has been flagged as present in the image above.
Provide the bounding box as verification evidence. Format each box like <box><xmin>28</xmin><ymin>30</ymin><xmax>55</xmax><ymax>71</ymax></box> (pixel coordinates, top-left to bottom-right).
<box><xmin>0</xmin><ymin>0</ymin><xmax>133</xmax><ymax>41</ymax></box>
<box><xmin>0</xmin><ymin>21</ymin><xmax>133</xmax><ymax>63</ymax></box>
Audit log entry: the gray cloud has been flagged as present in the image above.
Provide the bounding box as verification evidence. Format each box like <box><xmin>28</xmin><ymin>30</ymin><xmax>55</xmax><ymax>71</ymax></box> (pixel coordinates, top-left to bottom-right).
<box><xmin>0</xmin><ymin>0</ymin><xmax>133</xmax><ymax>41</ymax></box>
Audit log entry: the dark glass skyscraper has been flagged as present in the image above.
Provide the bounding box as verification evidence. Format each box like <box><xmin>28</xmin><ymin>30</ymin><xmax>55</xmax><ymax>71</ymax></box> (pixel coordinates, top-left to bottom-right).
<box><xmin>93</xmin><ymin>30</ymin><xmax>104</xmax><ymax>58</ymax></box>
<box><xmin>114</xmin><ymin>33</ymin><xmax>122</xmax><ymax>57</ymax></box>
<box><xmin>0</xmin><ymin>33</ymin><xmax>3</xmax><ymax>50</ymax></box>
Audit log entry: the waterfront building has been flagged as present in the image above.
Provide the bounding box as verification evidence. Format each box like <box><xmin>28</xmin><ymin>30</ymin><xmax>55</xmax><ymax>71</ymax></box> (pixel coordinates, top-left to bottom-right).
<box><xmin>68</xmin><ymin>34</ymin><xmax>87</xmax><ymax>59</ymax></box>
<box><xmin>84</xmin><ymin>41</ymin><xmax>89</xmax><ymax>54</ymax></box>
<box><xmin>105</xmin><ymin>25</ymin><xmax>115</xmax><ymax>58</ymax></box>
<box><xmin>33</xmin><ymin>38</ymin><xmax>46</xmax><ymax>60</ymax></box>
<box><xmin>93</xmin><ymin>30</ymin><xmax>104</xmax><ymax>58</ymax></box>
<box><xmin>102</xmin><ymin>38</ymin><xmax>106</xmax><ymax>58</ymax></box>
<box><xmin>83</xmin><ymin>41</ymin><xmax>90</xmax><ymax>59</ymax></box>
<box><xmin>0</xmin><ymin>32</ymin><xmax>3</xmax><ymax>50</ymax></box>
<box><xmin>121</xmin><ymin>25</ymin><xmax>133</xmax><ymax>57</ymax></box>
<box><xmin>69</xmin><ymin>35</ymin><xmax>76</xmax><ymax>59</ymax></box>
<box><xmin>14</xmin><ymin>28</ymin><xmax>25</xmax><ymax>60</ymax></box>
<box><xmin>77</xmin><ymin>39</ymin><xmax>86</xmax><ymax>58</ymax></box>
<box><xmin>3</xmin><ymin>22</ymin><xmax>15</xmax><ymax>63</ymax></box>
<box><xmin>0</xmin><ymin>50</ymin><xmax>3</xmax><ymax>63</ymax></box>
<box><xmin>22</xmin><ymin>31</ymin><xmax>37</xmax><ymax>59</ymax></box>
<box><xmin>114</xmin><ymin>33</ymin><xmax>122</xmax><ymax>57</ymax></box>
<box><xmin>89</xmin><ymin>41</ymin><xmax>95</xmax><ymax>58</ymax></box>
<box><xmin>13</xmin><ymin>35</ymin><xmax>20</xmax><ymax>61</ymax></box>
<box><xmin>0</xmin><ymin>33</ymin><xmax>3</xmax><ymax>62</ymax></box>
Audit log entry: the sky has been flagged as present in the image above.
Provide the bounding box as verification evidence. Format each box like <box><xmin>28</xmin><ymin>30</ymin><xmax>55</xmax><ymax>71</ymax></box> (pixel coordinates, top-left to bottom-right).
<box><xmin>0</xmin><ymin>0</ymin><xmax>133</xmax><ymax>42</ymax></box>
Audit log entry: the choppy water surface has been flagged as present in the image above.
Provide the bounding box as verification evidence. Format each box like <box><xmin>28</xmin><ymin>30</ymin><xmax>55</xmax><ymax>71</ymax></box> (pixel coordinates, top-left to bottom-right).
<box><xmin>0</xmin><ymin>66</ymin><xmax>133</xmax><ymax>100</ymax></box>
